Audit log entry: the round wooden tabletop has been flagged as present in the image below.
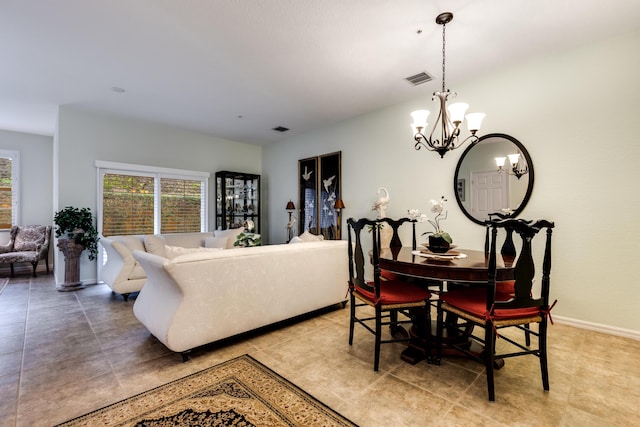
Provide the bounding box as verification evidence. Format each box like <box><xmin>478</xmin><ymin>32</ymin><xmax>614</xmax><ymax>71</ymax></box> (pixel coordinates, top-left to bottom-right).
<box><xmin>378</xmin><ymin>247</ymin><xmax>515</xmax><ymax>283</ymax></box>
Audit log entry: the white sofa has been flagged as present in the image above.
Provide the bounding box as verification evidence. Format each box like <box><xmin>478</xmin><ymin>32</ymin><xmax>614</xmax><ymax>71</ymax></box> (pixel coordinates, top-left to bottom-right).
<box><xmin>100</xmin><ymin>231</ymin><xmax>230</xmax><ymax>300</ymax></box>
<box><xmin>132</xmin><ymin>240</ymin><xmax>349</xmax><ymax>360</ymax></box>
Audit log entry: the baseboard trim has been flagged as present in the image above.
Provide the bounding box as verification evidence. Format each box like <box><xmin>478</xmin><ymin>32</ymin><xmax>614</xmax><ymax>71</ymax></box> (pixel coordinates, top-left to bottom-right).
<box><xmin>554</xmin><ymin>315</ymin><xmax>640</xmax><ymax>341</ymax></box>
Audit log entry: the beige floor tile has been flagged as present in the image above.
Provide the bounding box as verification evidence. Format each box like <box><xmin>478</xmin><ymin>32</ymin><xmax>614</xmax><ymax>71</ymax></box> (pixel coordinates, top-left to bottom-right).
<box><xmin>1</xmin><ymin>274</ymin><xmax>639</xmax><ymax>427</ymax></box>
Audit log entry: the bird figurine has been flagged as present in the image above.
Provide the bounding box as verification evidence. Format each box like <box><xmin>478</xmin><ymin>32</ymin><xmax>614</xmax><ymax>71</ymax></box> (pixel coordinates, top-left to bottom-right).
<box><xmin>372</xmin><ymin>187</ymin><xmax>390</xmax><ymax>219</ymax></box>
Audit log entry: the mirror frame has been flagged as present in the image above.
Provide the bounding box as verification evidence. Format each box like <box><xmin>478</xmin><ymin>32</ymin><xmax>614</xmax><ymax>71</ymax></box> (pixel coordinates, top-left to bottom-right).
<box><xmin>453</xmin><ymin>133</ymin><xmax>535</xmax><ymax>225</ymax></box>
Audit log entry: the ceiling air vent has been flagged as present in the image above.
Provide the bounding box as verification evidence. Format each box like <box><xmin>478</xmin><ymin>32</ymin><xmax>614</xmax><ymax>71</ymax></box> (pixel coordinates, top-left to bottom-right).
<box><xmin>405</xmin><ymin>72</ymin><xmax>433</xmax><ymax>86</ymax></box>
<box><xmin>272</xmin><ymin>126</ymin><xmax>290</xmax><ymax>132</ymax></box>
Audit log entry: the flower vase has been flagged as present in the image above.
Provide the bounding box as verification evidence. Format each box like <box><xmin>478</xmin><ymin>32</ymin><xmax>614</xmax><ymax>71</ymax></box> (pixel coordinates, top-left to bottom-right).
<box><xmin>428</xmin><ymin>235</ymin><xmax>451</xmax><ymax>253</ymax></box>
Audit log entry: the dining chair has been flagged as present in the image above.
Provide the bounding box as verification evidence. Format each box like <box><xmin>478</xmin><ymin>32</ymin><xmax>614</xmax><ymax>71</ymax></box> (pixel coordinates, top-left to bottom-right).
<box><xmin>346</xmin><ymin>217</ymin><xmax>432</xmax><ymax>371</ymax></box>
<box><xmin>437</xmin><ymin>218</ymin><xmax>555</xmax><ymax>401</ymax></box>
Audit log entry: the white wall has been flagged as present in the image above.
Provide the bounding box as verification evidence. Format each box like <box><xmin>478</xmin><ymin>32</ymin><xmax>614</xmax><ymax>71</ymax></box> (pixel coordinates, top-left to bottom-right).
<box><xmin>0</xmin><ymin>129</ymin><xmax>53</xmax><ymax>226</ymax></box>
<box><xmin>55</xmin><ymin>107</ymin><xmax>261</xmax><ymax>284</ymax></box>
<box><xmin>263</xmin><ymin>28</ymin><xmax>640</xmax><ymax>333</ymax></box>
<box><xmin>0</xmin><ymin>129</ymin><xmax>53</xmax><ymax>272</ymax></box>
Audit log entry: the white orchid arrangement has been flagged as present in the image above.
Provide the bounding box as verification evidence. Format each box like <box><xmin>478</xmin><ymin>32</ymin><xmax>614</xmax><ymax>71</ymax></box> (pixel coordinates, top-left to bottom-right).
<box><xmin>408</xmin><ymin>196</ymin><xmax>452</xmax><ymax>243</ymax></box>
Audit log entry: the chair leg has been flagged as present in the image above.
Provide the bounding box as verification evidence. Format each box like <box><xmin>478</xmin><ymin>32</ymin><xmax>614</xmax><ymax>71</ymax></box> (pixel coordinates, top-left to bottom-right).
<box><xmin>539</xmin><ymin>320</ymin><xmax>550</xmax><ymax>391</ymax></box>
<box><xmin>348</xmin><ymin>294</ymin><xmax>355</xmax><ymax>346</ymax></box>
<box><xmin>31</xmin><ymin>262</ymin><xmax>38</xmax><ymax>277</ymax></box>
<box><xmin>374</xmin><ymin>305</ymin><xmax>382</xmax><ymax>371</ymax></box>
<box><xmin>10</xmin><ymin>263</ymin><xmax>14</xmax><ymax>277</ymax></box>
<box><xmin>45</xmin><ymin>255</ymin><xmax>49</xmax><ymax>273</ymax></box>
<box><xmin>524</xmin><ymin>323</ymin><xmax>531</xmax><ymax>346</ymax></box>
<box><xmin>485</xmin><ymin>321</ymin><xmax>496</xmax><ymax>402</ymax></box>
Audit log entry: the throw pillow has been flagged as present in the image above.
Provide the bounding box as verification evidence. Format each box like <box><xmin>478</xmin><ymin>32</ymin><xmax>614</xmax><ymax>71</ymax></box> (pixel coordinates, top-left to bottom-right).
<box><xmin>143</xmin><ymin>235</ymin><xmax>167</xmax><ymax>258</ymax></box>
<box><xmin>164</xmin><ymin>245</ymin><xmax>223</xmax><ymax>259</ymax></box>
<box><xmin>204</xmin><ymin>236</ymin><xmax>228</xmax><ymax>249</ymax></box>
<box><xmin>298</xmin><ymin>230</ymin><xmax>324</xmax><ymax>242</ymax></box>
<box><xmin>214</xmin><ymin>228</ymin><xmax>244</xmax><ymax>249</ymax></box>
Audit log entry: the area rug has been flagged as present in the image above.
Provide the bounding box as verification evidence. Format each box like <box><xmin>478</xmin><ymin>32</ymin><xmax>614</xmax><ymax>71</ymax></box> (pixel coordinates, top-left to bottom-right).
<box><xmin>56</xmin><ymin>354</ymin><xmax>358</xmax><ymax>426</ymax></box>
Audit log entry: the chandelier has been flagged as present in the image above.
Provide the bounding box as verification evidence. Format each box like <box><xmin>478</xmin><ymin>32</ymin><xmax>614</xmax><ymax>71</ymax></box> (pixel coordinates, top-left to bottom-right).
<box><xmin>411</xmin><ymin>12</ymin><xmax>485</xmax><ymax>158</ymax></box>
<box><xmin>495</xmin><ymin>153</ymin><xmax>529</xmax><ymax>179</ymax></box>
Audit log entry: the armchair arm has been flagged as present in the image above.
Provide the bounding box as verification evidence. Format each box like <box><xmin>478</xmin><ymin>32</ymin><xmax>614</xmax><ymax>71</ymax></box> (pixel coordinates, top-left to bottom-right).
<box><xmin>0</xmin><ymin>241</ymin><xmax>13</xmax><ymax>254</ymax></box>
<box><xmin>35</xmin><ymin>226</ymin><xmax>52</xmax><ymax>259</ymax></box>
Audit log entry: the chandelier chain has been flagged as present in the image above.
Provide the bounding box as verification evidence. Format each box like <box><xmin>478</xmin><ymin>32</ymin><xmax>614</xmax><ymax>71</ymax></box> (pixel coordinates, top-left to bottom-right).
<box><xmin>441</xmin><ymin>22</ymin><xmax>446</xmax><ymax>93</ymax></box>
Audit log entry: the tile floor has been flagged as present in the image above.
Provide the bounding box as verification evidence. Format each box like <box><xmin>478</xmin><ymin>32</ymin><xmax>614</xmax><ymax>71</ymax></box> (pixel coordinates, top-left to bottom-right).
<box><xmin>1</xmin><ymin>273</ymin><xmax>639</xmax><ymax>426</ymax></box>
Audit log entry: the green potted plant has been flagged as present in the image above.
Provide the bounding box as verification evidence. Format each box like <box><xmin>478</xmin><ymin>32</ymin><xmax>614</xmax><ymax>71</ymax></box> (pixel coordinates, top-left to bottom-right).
<box><xmin>53</xmin><ymin>206</ymin><xmax>99</xmax><ymax>260</ymax></box>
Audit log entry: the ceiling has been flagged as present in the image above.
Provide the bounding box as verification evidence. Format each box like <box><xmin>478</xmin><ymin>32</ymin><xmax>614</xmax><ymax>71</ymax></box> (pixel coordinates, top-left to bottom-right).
<box><xmin>2</xmin><ymin>1</ymin><xmax>640</xmax><ymax>145</ymax></box>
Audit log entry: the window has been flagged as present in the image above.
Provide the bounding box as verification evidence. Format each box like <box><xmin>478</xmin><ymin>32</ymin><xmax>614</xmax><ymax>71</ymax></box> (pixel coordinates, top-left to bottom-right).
<box><xmin>0</xmin><ymin>150</ymin><xmax>20</xmax><ymax>230</ymax></box>
<box><xmin>96</xmin><ymin>161</ymin><xmax>209</xmax><ymax>237</ymax></box>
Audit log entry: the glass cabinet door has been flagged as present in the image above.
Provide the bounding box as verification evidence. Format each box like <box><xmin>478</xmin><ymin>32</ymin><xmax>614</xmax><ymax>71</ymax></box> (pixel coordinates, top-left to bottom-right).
<box><xmin>215</xmin><ymin>171</ymin><xmax>260</xmax><ymax>232</ymax></box>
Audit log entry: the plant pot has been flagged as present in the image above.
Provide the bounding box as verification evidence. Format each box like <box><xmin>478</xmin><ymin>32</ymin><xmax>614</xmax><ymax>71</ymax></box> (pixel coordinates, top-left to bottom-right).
<box><xmin>428</xmin><ymin>235</ymin><xmax>451</xmax><ymax>253</ymax></box>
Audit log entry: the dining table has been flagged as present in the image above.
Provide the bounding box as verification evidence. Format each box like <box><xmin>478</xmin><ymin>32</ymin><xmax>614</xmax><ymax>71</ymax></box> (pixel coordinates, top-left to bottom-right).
<box><xmin>378</xmin><ymin>246</ymin><xmax>516</xmax><ymax>364</ymax></box>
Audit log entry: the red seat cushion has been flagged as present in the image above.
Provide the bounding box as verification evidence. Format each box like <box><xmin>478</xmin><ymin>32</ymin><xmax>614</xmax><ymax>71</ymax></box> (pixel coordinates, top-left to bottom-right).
<box><xmin>356</xmin><ymin>280</ymin><xmax>430</xmax><ymax>305</ymax></box>
<box><xmin>442</xmin><ymin>288</ymin><xmax>539</xmax><ymax>320</ymax></box>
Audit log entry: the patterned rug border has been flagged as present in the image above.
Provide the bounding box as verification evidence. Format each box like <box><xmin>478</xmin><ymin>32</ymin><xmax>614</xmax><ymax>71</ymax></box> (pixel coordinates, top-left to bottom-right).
<box><xmin>56</xmin><ymin>354</ymin><xmax>358</xmax><ymax>427</ymax></box>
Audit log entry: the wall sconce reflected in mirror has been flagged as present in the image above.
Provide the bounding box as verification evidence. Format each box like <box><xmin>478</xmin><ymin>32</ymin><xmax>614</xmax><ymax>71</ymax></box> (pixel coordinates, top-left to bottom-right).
<box><xmin>495</xmin><ymin>153</ymin><xmax>529</xmax><ymax>179</ymax></box>
<box><xmin>333</xmin><ymin>198</ymin><xmax>345</xmax><ymax>239</ymax></box>
<box><xmin>286</xmin><ymin>200</ymin><xmax>296</xmax><ymax>242</ymax></box>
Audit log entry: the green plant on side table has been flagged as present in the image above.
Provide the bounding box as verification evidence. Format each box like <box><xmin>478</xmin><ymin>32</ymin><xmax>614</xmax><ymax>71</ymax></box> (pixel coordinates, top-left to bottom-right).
<box><xmin>234</xmin><ymin>232</ymin><xmax>262</xmax><ymax>247</ymax></box>
<box><xmin>53</xmin><ymin>206</ymin><xmax>100</xmax><ymax>291</ymax></box>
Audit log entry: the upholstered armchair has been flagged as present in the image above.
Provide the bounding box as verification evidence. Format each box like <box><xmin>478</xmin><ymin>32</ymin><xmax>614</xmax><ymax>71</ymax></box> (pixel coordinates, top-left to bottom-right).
<box><xmin>0</xmin><ymin>225</ymin><xmax>51</xmax><ymax>277</ymax></box>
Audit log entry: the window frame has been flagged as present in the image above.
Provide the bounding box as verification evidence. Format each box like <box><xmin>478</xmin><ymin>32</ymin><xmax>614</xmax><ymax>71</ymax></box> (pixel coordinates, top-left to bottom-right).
<box><xmin>96</xmin><ymin>160</ymin><xmax>210</xmax><ymax>237</ymax></box>
<box><xmin>0</xmin><ymin>149</ymin><xmax>20</xmax><ymax>230</ymax></box>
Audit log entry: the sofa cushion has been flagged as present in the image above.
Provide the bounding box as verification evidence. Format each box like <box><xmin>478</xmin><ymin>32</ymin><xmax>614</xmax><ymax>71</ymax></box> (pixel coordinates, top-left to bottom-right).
<box><xmin>298</xmin><ymin>230</ymin><xmax>324</xmax><ymax>242</ymax></box>
<box><xmin>214</xmin><ymin>228</ymin><xmax>244</xmax><ymax>249</ymax></box>
<box><xmin>122</xmin><ymin>236</ymin><xmax>146</xmax><ymax>253</ymax></box>
<box><xmin>128</xmin><ymin>263</ymin><xmax>147</xmax><ymax>280</ymax></box>
<box><xmin>204</xmin><ymin>236</ymin><xmax>228</xmax><ymax>249</ymax></box>
<box><xmin>144</xmin><ymin>235</ymin><xmax>166</xmax><ymax>257</ymax></box>
<box><xmin>165</xmin><ymin>245</ymin><xmax>223</xmax><ymax>259</ymax></box>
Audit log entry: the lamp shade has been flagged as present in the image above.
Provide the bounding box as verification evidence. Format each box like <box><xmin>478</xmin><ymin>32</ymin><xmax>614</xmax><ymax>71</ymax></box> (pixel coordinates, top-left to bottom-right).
<box><xmin>447</xmin><ymin>102</ymin><xmax>469</xmax><ymax>123</ymax></box>
<box><xmin>495</xmin><ymin>157</ymin><xmax>506</xmax><ymax>167</ymax></box>
<box><xmin>508</xmin><ymin>153</ymin><xmax>521</xmax><ymax>166</ymax></box>
<box><xmin>286</xmin><ymin>200</ymin><xmax>295</xmax><ymax>210</ymax></box>
<box><xmin>410</xmin><ymin>110</ymin><xmax>430</xmax><ymax>129</ymax></box>
<box><xmin>465</xmin><ymin>112</ymin><xmax>485</xmax><ymax>132</ymax></box>
<box><xmin>334</xmin><ymin>199</ymin><xmax>345</xmax><ymax>210</ymax></box>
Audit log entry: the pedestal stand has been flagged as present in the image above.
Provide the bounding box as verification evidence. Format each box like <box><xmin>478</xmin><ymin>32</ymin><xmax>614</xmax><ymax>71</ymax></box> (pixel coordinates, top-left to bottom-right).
<box><xmin>57</xmin><ymin>239</ymin><xmax>86</xmax><ymax>291</ymax></box>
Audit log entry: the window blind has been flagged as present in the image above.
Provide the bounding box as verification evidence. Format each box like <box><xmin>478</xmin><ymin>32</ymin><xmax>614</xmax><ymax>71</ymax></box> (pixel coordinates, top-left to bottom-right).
<box><xmin>160</xmin><ymin>177</ymin><xmax>203</xmax><ymax>234</ymax></box>
<box><xmin>102</xmin><ymin>173</ymin><xmax>155</xmax><ymax>236</ymax></box>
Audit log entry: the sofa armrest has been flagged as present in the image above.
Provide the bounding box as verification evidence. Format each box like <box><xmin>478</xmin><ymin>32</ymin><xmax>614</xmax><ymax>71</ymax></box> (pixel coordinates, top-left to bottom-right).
<box><xmin>100</xmin><ymin>237</ymin><xmax>138</xmax><ymax>288</ymax></box>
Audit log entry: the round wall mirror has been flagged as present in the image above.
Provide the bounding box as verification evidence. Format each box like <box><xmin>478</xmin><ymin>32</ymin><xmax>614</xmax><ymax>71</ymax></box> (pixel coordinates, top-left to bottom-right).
<box><xmin>453</xmin><ymin>133</ymin><xmax>534</xmax><ymax>225</ymax></box>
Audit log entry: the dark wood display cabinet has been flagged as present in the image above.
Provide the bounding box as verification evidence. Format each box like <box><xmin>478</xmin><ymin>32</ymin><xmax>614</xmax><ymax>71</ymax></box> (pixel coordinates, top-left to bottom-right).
<box><xmin>215</xmin><ymin>171</ymin><xmax>260</xmax><ymax>232</ymax></box>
